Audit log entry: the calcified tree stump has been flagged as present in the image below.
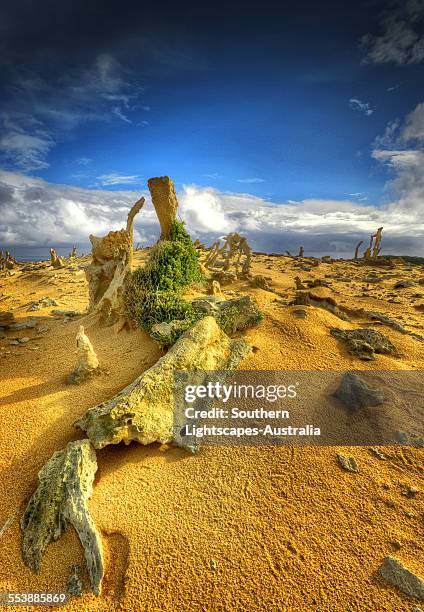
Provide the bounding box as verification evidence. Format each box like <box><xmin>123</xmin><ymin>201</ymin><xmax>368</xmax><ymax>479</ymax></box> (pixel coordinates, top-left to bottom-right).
<box><xmin>49</xmin><ymin>248</ymin><xmax>65</xmax><ymax>269</ymax></box>
<box><xmin>85</xmin><ymin>196</ymin><xmax>144</xmax><ymax>325</ymax></box>
<box><xmin>21</xmin><ymin>440</ymin><xmax>103</xmax><ymax>594</ymax></box>
<box><xmin>148</xmin><ymin>176</ymin><xmax>179</xmax><ymax>240</ymax></box>
<box><xmin>205</xmin><ymin>233</ymin><xmax>252</xmax><ymax>277</ymax></box>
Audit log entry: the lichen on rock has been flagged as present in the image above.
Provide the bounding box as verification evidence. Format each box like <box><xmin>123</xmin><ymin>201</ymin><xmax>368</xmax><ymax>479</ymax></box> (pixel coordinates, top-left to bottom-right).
<box><xmin>20</xmin><ymin>439</ymin><xmax>103</xmax><ymax>594</ymax></box>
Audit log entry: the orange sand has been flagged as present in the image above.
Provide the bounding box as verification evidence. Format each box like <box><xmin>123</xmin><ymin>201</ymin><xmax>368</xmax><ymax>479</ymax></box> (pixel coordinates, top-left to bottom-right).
<box><xmin>0</xmin><ymin>251</ymin><xmax>423</xmax><ymax>611</ymax></box>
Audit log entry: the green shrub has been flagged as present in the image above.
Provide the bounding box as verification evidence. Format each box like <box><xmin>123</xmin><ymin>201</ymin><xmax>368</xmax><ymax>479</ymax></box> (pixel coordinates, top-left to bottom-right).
<box><xmin>124</xmin><ymin>220</ymin><xmax>204</xmax><ymax>345</ymax></box>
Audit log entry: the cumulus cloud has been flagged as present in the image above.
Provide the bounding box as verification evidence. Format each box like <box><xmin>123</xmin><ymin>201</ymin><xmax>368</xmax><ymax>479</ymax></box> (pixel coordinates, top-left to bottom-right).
<box><xmin>349</xmin><ymin>98</ymin><xmax>374</xmax><ymax>116</ymax></box>
<box><xmin>372</xmin><ymin>101</ymin><xmax>424</xmax><ymax>225</ymax></box>
<box><xmin>361</xmin><ymin>0</ymin><xmax>424</xmax><ymax>65</ymax></box>
<box><xmin>1</xmin><ymin>170</ymin><xmax>423</xmax><ymax>258</ymax></box>
<box><xmin>0</xmin><ymin>54</ymin><xmax>146</xmax><ymax>171</ymax></box>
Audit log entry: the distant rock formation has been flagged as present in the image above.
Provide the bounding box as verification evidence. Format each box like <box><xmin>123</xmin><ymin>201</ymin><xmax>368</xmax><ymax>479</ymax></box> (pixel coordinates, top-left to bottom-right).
<box><xmin>49</xmin><ymin>248</ymin><xmax>65</xmax><ymax>269</ymax></box>
<box><xmin>0</xmin><ymin>250</ymin><xmax>17</xmax><ymax>271</ymax></box>
<box><xmin>21</xmin><ymin>440</ymin><xmax>103</xmax><ymax>595</ymax></box>
<box><xmin>204</xmin><ymin>232</ymin><xmax>252</xmax><ymax>277</ymax></box>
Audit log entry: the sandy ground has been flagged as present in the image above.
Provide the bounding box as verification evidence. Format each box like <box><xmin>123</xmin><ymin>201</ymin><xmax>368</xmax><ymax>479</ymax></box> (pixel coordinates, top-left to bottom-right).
<box><xmin>0</xmin><ymin>250</ymin><xmax>423</xmax><ymax>611</ymax></box>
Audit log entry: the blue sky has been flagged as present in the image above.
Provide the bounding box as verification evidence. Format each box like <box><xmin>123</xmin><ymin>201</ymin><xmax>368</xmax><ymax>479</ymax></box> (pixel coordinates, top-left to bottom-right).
<box><xmin>1</xmin><ymin>0</ymin><xmax>424</xmax><ymax>255</ymax></box>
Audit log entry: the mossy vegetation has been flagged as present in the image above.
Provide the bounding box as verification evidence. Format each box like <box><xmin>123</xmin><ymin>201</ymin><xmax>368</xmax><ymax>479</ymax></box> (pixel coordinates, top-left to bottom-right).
<box><xmin>125</xmin><ymin>220</ymin><xmax>264</xmax><ymax>348</ymax></box>
<box><xmin>124</xmin><ymin>220</ymin><xmax>204</xmax><ymax>346</ymax></box>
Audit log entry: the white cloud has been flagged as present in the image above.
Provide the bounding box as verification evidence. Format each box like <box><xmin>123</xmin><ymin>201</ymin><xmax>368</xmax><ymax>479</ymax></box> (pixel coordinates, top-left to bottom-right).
<box><xmin>1</xmin><ymin>170</ymin><xmax>423</xmax><ymax>257</ymax></box>
<box><xmin>96</xmin><ymin>173</ymin><xmax>143</xmax><ymax>186</ymax></box>
<box><xmin>401</xmin><ymin>102</ymin><xmax>424</xmax><ymax>141</ymax></box>
<box><xmin>349</xmin><ymin>98</ymin><xmax>374</xmax><ymax>116</ymax></box>
<box><xmin>0</xmin><ymin>131</ymin><xmax>54</xmax><ymax>171</ymax></box>
<box><xmin>0</xmin><ymin>54</ymin><xmax>146</xmax><ymax>171</ymax></box>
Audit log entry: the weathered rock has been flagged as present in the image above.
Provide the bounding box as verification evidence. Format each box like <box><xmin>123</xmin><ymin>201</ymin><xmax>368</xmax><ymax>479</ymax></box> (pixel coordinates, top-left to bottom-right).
<box><xmin>148</xmin><ymin>176</ymin><xmax>179</xmax><ymax>240</ymax></box>
<box><xmin>294</xmin><ymin>292</ymin><xmax>350</xmax><ymax>321</ymax></box>
<box><xmin>394</xmin><ymin>280</ymin><xmax>416</xmax><ymax>289</ymax></box>
<box><xmin>75</xmin><ymin>316</ymin><xmax>251</xmax><ymax>449</ymax></box>
<box><xmin>21</xmin><ymin>440</ymin><xmax>103</xmax><ymax>594</ymax></box>
<box><xmin>332</xmin><ymin>373</ymin><xmax>385</xmax><ymax>411</ymax></box>
<box><xmin>211</xmin><ymin>270</ymin><xmax>237</xmax><ymax>285</ymax></box>
<box><xmin>49</xmin><ymin>248</ymin><xmax>65</xmax><ymax>269</ymax></box>
<box><xmin>26</xmin><ymin>297</ymin><xmax>58</xmax><ymax>312</ymax></box>
<box><xmin>192</xmin><ymin>295</ymin><xmax>262</xmax><ymax>334</ymax></box>
<box><xmin>330</xmin><ymin>328</ymin><xmax>397</xmax><ymax>360</ymax></box>
<box><xmin>366</xmin><ymin>311</ymin><xmax>424</xmax><ymax>341</ymax></box>
<box><xmin>379</xmin><ymin>556</ymin><xmax>424</xmax><ymax>600</ymax></box>
<box><xmin>250</xmin><ymin>275</ymin><xmax>271</xmax><ymax>290</ymax></box>
<box><xmin>292</xmin><ymin>308</ymin><xmax>307</xmax><ymax>319</ymax></box>
<box><xmin>150</xmin><ymin>319</ymin><xmax>192</xmax><ymax>347</ymax></box>
<box><xmin>208</xmin><ymin>279</ymin><xmax>223</xmax><ymax>297</ymax></box>
<box><xmin>69</xmin><ymin>326</ymin><xmax>100</xmax><ymax>384</ymax></box>
<box><xmin>68</xmin><ymin>564</ymin><xmax>83</xmax><ymax>597</ymax></box>
<box><xmin>85</xmin><ymin>197</ymin><xmax>144</xmax><ymax>325</ymax></box>
<box><xmin>337</xmin><ymin>454</ymin><xmax>359</xmax><ymax>473</ymax></box>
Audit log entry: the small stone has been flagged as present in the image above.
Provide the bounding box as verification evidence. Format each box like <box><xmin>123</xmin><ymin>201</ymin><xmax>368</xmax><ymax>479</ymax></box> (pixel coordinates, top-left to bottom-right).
<box><xmin>292</xmin><ymin>309</ymin><xmax>307</xmax><ymax>319</ymax></box>
<box><xmin>337</xmin><ymin>454</ymin><xmax>359</xmax><ymax>473</ymax></box>
<box><xmin>19</xmin><ymin>337</ymin><xmax>30</xmax><ymax>344</ymax></box>
<box><xmin>369</xmin><ymin>447</ymin><xmax>388</xmax><ymax>460</ymax></box>
<box><xmin>332</xmin><ymin>373</ymin><xmax>384</xmax><ymax>411</ymax></box>
<box><xmin>402</xmin><ymin>486</ymin><xmax>419</xmax><ymax>498</ymax></box>
<box><xmin>394</xmin><ymin>280</ymin><xmax>416</xmax><ymax>289</ymax></box>
<box><xmin>379</xmin><ymin>556</ymin><xmax>424</xmax><ymax>600</ymax></box>
<box><xmin>210</xmin><ymin>559</ymin><xmax>217</xmax><ymax>572</ymax></box>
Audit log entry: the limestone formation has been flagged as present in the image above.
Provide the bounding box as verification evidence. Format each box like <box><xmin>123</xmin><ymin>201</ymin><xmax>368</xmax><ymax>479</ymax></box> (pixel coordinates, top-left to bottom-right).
<box><xmin>372</xmin><ymin>227</ymin><xmax>383</xmax><ymax>258</ymax></box>
<box><xmin>379</xmin><ymin>556</ymin><xmax>424</xmax><ymax>600</ymax></box>
<box><xmin>21</xmin><ymin>440</ymin><xmax>103</xmax><ymax>595</ymax></box>
<box><xmin>0</xmin><ymin>250</ymin><xmax>17</xmax><ymax>271</ymax></box>
<box><xmin>191</xmin><ymin>295</ymin><xmax>263</xmax><ymax>335</ymax></box>
<box><xmin>354</xmin><ymin>240</ymin><xmax>363</xmax><ymax>259</ymax></box>
<box><xmin>251</xmin><ymin>275</ymin><xmax>271</xmax><ymax>290</ymax></box>
<box><xmin>208</xmin><ymin>279</ymin><xmax>222</xmax><ymax>296</ymax></box>
<box><xmin>49</xmin><ymin>248</ymin><xmax>65</xmax><ymax>269</ymax></box>
<box><xmin>69</xmin><ymin>326</ymin><xmax>100</xmax><ymax>384</ymax></box>
<box><xmin>148</xmin><ymin>176</ymin><xmax>179</xmax><ymax>240</ymax></box>
<box><xmin>85</xmin><ymin>196</ymin><xmax>145</xmax><ymax>325</ymax></box>
<box><xmin>363</xmin><ymin>227</ymin><xmax>383</xmax><ymax>260</ymax></box>
<box><xmin>75</xmin><ymin>316</ymin><xmax>251</xmax><ymax>449</ymax></box>
<box><xmin>332</xmin><ymin>373</ymin><xmax>384</xmax><ymax>411</ymax></box>
<box><xmin>204</xmin><ymin>233</ymin><xmax>252</xmax><ymax>277</ymax></box>
<box><xmin>330</xmin><ymin>328</ymin><xmax>397</xmax><ymax>360</ymax></box>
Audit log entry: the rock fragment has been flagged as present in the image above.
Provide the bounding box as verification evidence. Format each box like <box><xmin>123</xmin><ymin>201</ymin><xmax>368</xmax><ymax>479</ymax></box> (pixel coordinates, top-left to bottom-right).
<box><xmin>69</xmin><ymin>326</ymin><xmax>99</xmax><ymax>384</ymax></box>
<box><xmin>330</xmin><ymin>328</ymin><xmax>397</xmax><ymax>360</ymax></box>
<box><xmin>337</xmin><ymin>454</ymin><xmax>359</xmax><ymax>473</ymax></box>
<box><xmin>379</xmin><ymin>556</ymin><xmax>424</xmax><ymax>600</ymax></box>
<box><xmin>21</xmin><ymin>440</ymin><xmax>103</xmax><ymax>594</ymax></box>
<box><xmin>332</xmin><ymin>373</ymin><xmax>384</xmax><ymax>411</ymax></box>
